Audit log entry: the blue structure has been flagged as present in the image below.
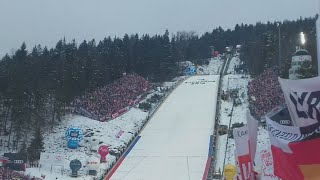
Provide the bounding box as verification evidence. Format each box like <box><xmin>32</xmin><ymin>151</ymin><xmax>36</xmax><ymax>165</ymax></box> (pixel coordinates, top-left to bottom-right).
<box><xmin>185</xmin><ymin>65</ymin><xmax>196</xmax><ymax>75</ymax></box>
<box><xmin>65</xmin><ymin>127</ymin><xmax>84</xmax><ymax>149</ymax></box>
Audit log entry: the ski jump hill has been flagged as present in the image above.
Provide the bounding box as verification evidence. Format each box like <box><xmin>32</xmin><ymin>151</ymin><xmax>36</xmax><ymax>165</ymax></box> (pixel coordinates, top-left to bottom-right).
<box><xmin>106</xmin><ymin>75</ymin><xmax>219</xmax><ymax>180</ymax></box>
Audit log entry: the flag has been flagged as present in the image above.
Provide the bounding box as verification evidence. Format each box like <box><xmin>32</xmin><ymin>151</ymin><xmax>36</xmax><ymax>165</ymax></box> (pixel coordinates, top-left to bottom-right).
<box><xmin>278</xmin><ymin>77</ymin><xmax>320</xmax><ymax>127</ymax></box>
<box><xmin>246</xmin><ymin>111</ymin><xmax>258</xmax><ymax>166</ymax></box>
<box><xmin>235</xmin><ymin>149</ymin><xmax>241</xmax><ymax>180</ymax></box>
<box><xmin>259</xmin><ymin>148</ymin><xmax>280</xmax><ymax>180</ymax></box>
<box><xmin>233</xmin><ymin>125</ymin><xmax>253</xmax><ymax>180</ymax></box>
<box><xmin>266</xmin><ymin>117</ymin><xmax>320</xmax><ymax>180</ymax></box>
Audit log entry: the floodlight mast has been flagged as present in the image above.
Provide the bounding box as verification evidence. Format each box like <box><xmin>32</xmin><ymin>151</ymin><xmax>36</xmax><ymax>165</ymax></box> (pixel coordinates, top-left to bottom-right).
<box><xmin>300</xmin><ymin>32</ymin><xmax>306</xmax><ymax>45</ymax></box>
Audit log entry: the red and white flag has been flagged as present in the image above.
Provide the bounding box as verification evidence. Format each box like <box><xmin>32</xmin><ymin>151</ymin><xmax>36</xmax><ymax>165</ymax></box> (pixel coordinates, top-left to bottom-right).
<box><xmin>278</xmin><ymin>77</ymin><xmax>320</xmax><ymax>127</ymax></box>
<box><xmin>234</xmin><ymin>149</ymin><xmax>242</xmax><ymax>180</ymax></box>
<box><xmin>259</xmin><ymin>147</ymin><xmax>280</xmax><ymax>180</ymax></box>
<box><xmin>266</xmin><ymin>117</ymin><xmax>320</xmax><ymax>180</ymax></box>
<box><xmin>246</xmin><ymin>111</ymin><xmax>258</xmax><ymax>165</ymax></box>
<box><xmin>233</xmin><ymin>125</ymin><xmax>253</xmax><ymax>180</ymax></box>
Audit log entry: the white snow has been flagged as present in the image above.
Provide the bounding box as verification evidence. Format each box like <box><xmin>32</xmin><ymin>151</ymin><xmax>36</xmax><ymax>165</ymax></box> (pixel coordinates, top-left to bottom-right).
<box><xmin>25</xmin><ymin>109</ymin><xmax>148</xmax><ymax>180</ymax></box>
<box><xmin>197</xmin><ymin>57</ymin><xmax>224</xmax><ymax>75</ymax></box>
<box><xmin>162</xmin><ymin>76</ymin><xmax>186</xmax><ymax>90</ymax></box>
<box><xmin>110</xmin><ymin>75</ymin><xmax>219</xmax><ymax>180</ymax></box>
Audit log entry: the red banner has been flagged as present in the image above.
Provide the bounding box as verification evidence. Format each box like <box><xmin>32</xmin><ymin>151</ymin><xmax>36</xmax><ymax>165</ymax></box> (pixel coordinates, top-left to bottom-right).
<box><xmin>267</xmin><ymin>117</ymin><xmax>320</xmax><ymax>180</ymax></box>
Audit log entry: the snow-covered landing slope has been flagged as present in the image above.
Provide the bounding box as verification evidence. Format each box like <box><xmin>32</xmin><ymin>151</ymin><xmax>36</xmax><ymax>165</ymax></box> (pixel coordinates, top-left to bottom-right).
<box><xmin>197</xmin><ymin>57</ymin><xmax>224</xmax><ymax>75</ymax></box>
<box><xmin>110</xmin><ymin>75</ymin><xmax>219</xmax><ymax>180</ymax></box>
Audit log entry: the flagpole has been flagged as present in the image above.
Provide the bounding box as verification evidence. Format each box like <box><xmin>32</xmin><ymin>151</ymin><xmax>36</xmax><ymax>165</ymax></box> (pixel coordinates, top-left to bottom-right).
<box><xmin>317</xmin><ymin>1</ymin><xmax>320</xmax><ymax>76</ymax></box>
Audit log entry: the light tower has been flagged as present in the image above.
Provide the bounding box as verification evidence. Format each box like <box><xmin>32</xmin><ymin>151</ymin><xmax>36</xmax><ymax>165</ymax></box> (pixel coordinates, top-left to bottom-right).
<box><xmin>300</xmin><ymin>32</ymin><xmax>306</xmax><ymax>49</ymax></box>
<box><xmin>288</xmin><ymin>32</ymin><xmax>311</xmax><ymax>80</ymax></box>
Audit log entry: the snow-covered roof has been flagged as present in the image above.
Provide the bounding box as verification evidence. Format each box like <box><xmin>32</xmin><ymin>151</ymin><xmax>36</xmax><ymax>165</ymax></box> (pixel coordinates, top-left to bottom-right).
<box><xmin>293</xmin><ymin>49</ymin><xmax>310</xmax><ymax>56</ymax></box>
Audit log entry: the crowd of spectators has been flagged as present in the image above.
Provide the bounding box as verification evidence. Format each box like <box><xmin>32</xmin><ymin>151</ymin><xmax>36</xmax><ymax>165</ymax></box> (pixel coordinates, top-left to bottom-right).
<box><xmin>72</xmin><ymin>73</ymin><xmax>151</xmax><ymax>121</ymax></box>
<box><xmin>248</xmin><ymin>69</ymin><xmax>285</xmax><ymax>118</ymax></box>
<box><xmin>0</xmin><ymin>167</ymin><xmax>40</xmax><ymax>180</ymax></box>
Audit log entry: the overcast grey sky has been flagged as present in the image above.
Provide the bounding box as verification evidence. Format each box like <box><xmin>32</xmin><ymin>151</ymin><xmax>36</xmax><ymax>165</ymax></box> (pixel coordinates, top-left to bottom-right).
<box><xmin>0</xmin><ymin>0</ymin><xmax>318</xmax><ymax>57</ymax></box>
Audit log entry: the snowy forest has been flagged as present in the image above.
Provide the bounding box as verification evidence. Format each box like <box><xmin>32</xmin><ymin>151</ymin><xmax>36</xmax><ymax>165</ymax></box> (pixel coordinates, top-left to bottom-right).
<box><xmin>0</xmin><ymin>16</ymin><xmax>318</xmax><ymax>158</ymax></box>
<box><xmin>240</xmin><ymin>16</ymin><xmax>318</xmax><ymax>77</ymax></box>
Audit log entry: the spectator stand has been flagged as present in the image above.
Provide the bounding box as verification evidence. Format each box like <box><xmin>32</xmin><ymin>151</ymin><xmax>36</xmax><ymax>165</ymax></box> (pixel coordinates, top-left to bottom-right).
<box><xmin>247</xmin><ymin>68</ymin><xmax>285</xmax><ymax>120</ymax></box>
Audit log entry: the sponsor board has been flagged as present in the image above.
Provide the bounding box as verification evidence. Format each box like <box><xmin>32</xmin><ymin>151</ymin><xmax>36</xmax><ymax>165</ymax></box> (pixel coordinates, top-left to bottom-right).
<box><xmin>40</xmin><ymin>153</ymin><xmax>65</xmax><ymax>167</ymax></box>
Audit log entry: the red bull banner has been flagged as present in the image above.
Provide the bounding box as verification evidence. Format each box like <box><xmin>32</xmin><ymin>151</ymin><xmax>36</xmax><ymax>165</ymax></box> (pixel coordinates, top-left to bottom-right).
<box><xmin>233</xmin><ymin>125</ymin><xmax>253</xmax><ymax>180</ymax></box>
<box><xmin>259</xmin><ymin>148</ymin><xmax>280</xmax><ymax>180</ymax></box>
<box><xmin>266</xmin><ymin>117</ymin><xmax>320</xmax><ymax>180</ymax></box>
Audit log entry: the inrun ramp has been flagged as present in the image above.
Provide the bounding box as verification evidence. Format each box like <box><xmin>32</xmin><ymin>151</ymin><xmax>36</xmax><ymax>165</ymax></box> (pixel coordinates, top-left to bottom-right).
<box><xmin>108</xmin><ymin>75</ymin><xmax>219</xmax><ymax>180</ymax></box>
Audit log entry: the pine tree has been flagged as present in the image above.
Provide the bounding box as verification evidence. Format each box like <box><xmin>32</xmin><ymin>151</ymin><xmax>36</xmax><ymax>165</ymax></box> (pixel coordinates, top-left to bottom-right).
<box><xmin>19</xmin><ymin>140</ymin><xmax>28</xmax><ymax>160</ymax></box>
<box><xmin>297</xmin><ymin>61</ymin><xmax>317</xmax><ymax>79</ymax></box>
<box><xmin>27</xmin><ymin>127</ymin><xmax>44</xmax><ymax>162</ymax></box>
